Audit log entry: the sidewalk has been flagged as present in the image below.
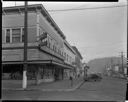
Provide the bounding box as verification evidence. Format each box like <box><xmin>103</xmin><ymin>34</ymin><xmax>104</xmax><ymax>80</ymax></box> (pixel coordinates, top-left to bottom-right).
<box><xmin>2</xmin><ymin>77</ymin><xmax>85</xmax><ymax>91</ymax></box>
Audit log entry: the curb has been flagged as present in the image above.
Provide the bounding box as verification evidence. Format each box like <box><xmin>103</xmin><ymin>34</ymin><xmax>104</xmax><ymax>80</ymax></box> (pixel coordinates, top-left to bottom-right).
<box><xmin>2</xmin><ymin>80</ymin><xmax>85</xmax><ymax>92</ymax></box>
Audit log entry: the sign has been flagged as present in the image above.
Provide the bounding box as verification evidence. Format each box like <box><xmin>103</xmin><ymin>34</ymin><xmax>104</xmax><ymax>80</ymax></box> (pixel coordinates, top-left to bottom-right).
<box><xmin>39</xmin><ymin>41</ymin><xmax>47</xmax><ymax>47</ymax></box>
<box><xmin>39</xmin><ymin>32</ymin><xmax>47</xmax><ymax>40</ymax></box>
<box><xmin>115</xmin><ymin>66</ymin><xmax>119</xmax><ymax>71</ymax></box>
<box><xmin>38</xmin><ymin>32</ymin><xmax>48</xmax><ymax>47</ymax></box>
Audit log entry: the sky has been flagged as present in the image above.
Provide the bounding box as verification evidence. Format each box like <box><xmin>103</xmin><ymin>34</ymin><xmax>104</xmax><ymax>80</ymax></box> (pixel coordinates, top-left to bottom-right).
<box><xmin>2</xmin><ymin>1</ymin><xmax>127</xmax><ymax>62</ymax></box>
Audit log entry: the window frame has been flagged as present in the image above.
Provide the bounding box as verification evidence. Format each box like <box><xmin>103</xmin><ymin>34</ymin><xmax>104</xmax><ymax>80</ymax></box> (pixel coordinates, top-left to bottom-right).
<box><xmin>5</xmin><ymin>27</ymin><xmax>23</xmax><ymax>43</ymax></box>
<box><xmin>21</xmin><ymin>27</ymin><xmax>24</xmax><ymax>42</ymax></box>
<box><xmin>11</xmin><ymin>28</ymin><xmax>21</xmax><ymax>43</ymax></box>
<box><xmin>5</xmin><ymin>28</ymin><xmax>11</xmax><ymax>43</ymax></box>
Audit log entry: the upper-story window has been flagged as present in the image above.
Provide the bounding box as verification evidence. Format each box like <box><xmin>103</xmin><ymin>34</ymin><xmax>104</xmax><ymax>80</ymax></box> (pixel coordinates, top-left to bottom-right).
<box><xmin>64</xmin><ymin>53</ymin><xmax>66</xmax><ymax>60</ymax></box>
<box><xmin>67</xmin><ymin>54</ymin><xmax>68</xmax><ymax>61</ymax></box>
<box><xmin>22</xmin><ymin>28</ymin><xmax>24</xmax><ymax>42</ymax></box>
<box><xmin>12</xmin><ymin>28</ymin><xmax>21</xmax><ymax>43</ymax></box>
<box><xmin>5</xmin><ymin>28</ymin><xmax>24</xmax><ymax>43</ymax></box>
<box><xmin>6</xmin><ymin>29</ymin><xmax>10</xmax><ymax>43</ymax></box>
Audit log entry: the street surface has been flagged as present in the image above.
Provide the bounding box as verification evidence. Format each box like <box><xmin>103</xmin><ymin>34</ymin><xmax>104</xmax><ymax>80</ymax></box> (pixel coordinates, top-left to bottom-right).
<box><xmin>2</xmin><ymin>76</ymin><xmax>127</xmax><ymax>101</ymax></box>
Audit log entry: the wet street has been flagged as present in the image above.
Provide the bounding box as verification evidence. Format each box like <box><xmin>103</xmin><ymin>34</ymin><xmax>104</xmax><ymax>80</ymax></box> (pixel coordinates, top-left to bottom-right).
<box><xmin>2</xmin><ymin>76</ymin><xmax>127</xmax><ymax>101</ymax></box>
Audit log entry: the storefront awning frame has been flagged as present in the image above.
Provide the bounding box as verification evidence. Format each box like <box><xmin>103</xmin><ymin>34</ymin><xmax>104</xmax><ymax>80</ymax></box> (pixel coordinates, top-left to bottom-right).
<box><xmin>2</xmin><ymin>60</ymin><xmax>75</xmax><ymax>70</ymax></box>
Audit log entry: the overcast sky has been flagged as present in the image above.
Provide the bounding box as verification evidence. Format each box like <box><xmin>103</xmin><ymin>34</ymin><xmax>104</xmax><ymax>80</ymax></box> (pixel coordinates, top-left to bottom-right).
<box><xmin>2</xmin><ymin>1</ymin><xmax>127</xmax><ymax>62</ymax></box>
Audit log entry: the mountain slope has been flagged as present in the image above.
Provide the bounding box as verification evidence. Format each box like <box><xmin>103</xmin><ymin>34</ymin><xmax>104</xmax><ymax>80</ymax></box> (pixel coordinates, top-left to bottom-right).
<box><xmin>87</xmin><ymin>57</ymin><xmax>127</xmax><ymax>74</ymax></box>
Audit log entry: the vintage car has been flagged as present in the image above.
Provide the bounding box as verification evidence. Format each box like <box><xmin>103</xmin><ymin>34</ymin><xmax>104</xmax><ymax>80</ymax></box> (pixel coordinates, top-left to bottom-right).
<box><xmin>84</xmin><ymin>73</ymin><xmax>102</xmax><ymax>82</ymax></box>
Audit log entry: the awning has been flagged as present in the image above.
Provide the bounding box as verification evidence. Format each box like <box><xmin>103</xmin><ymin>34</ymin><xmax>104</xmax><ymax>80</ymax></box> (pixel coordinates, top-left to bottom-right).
<box><xmin>2</xmin><ymin>60</ymin><xmax>74</xmax><ymax>70</ymax></box>
<box><xmin>2</xmin><ymin>60</ymin><xmax>51</xmax><ymax>65</ymax></box>
<box><xmin>52</xmin><ymin>61</ymin><xmax>74</xmax><ymax>70</ymax></box>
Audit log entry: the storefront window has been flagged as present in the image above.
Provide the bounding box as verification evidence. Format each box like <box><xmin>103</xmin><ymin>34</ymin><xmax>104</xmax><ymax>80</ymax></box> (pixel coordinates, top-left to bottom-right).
<box><xmin>43</xmin><ymin>68</ymin><xmax>53</xmax><ymax>79</ymax></box>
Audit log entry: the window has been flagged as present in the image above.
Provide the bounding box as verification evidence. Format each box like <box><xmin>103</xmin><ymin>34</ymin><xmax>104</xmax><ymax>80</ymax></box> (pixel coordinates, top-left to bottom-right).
<box><xmin>22</xmin><ymin>28</ymin><xmax>24</xmax><ymax>42</ymax></box>
<box><xmin>49</xmin><ymin>38</ymin><xmax>52</xmax><ymax>48</ymax></box>
<box><xmin>53</xmin><ymin>45</ymin><xmax>55</xmax><ymax>51</ymax></box>
<box><xmin>60</xmin><ymin>50</ymin><xmax>61</xmax><ymax>55</ymax></box>
<box><xmin>56</xmin><ymin>43</ymin><xmax>58</xmax><ymax>53</ymax></box>
<box><xmin>54</xmin><ymin>46</ymin><xmax>56</xmax><ymax>52</ymax></box>
<box><xmin>67</xmin><ymin>54</ymin><xmax>68</xmax><ymax>61</ymax></box>
<box><xmin>47</xmin><ymin>36</ymin><xmax>50</xmax><ymax>47</ymax></box>
<box><xmin>6</xmin><ymin>29</ymin><xmax>10</xmax><ymax>43</ymax></box>
<box><xmin>62</xmin><ymin>51</ymin><xmax>63</xmax><ymax>56</ymax></box>
<box><xmin>64</xmin><ymin>53</ymin><xmax>66</xmax><ymax>59</ymax></box>
<box><xmin>58</xmin><ymin>49</ymin><xmax>60</xmax><ymax>55</ymax></box>
<box><xmin>12</xmin><ymin>28</ymin><xmax>21</xmax><ymax>43</ymax></box>
<box><xmin>50</xmin><ymin>38</ymin><xmax>53</xmax><ymax>49</ymax></box>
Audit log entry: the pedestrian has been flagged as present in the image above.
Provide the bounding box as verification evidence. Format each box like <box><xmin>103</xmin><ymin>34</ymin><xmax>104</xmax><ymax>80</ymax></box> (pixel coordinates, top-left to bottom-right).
<box><xmin>54</xmin><ymin>73</ymin><xmax>57</xmax><ymax>81</ymax></box>
<box><xmin>69</xmin><ymin>75</ymin><xmax>73</xmax><ymax>87</ymax></box>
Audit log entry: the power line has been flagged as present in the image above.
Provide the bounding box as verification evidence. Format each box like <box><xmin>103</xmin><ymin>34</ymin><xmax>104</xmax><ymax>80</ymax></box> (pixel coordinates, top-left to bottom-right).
<box><xmin>48</xmin><ymin>4</ymin><xmax>128</xmax><ymax>12</ymax></box>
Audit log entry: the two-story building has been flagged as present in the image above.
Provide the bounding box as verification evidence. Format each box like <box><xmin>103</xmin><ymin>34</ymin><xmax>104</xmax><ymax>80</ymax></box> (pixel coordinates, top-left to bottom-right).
<box><xmin>2</xmin><ymin>4</ymin><xmax>76</xmax><ymax>84</ymax></box>
<box><xmin>72</xmin><ymin>46</ymin><xmax>83</xmax><ymax>77</ymax></box>
<box><xmin>63</xmin><ymin>40</ymin><xmax>76</xmax><ymax>79</ymax></box>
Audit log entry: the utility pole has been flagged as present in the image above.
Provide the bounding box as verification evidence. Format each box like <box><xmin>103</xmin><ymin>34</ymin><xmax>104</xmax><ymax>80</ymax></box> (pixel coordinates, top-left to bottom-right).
<box><xmin>22</xmin><ymin>1</ymin><xmax>28</xmax><ymax>89</ymax></box>
<box><xmin>110</xmin><ymin>58</ymin><xmax>113</xmax><ymax>70</ymax></box>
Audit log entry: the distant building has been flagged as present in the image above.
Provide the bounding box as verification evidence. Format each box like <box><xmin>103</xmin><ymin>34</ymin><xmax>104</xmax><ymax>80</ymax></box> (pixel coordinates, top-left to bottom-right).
<box><xmin>2</xmin><ymin>4</ymin><xmax>76</xmax><ymax>83</ymax></box>
<box><xmin>105</xmin><ymin>64</ymin><xmax>127</xmax><ymax>77</ymax></box>
<box><xmin>72</xmin><ymin>46</ymin><xmax>83</xmax><ymax>77</ymax></box>
<box><xmin>113</xmin><ymin>64</ymin><xmax>127</xmax><ymax>75</ymax></box>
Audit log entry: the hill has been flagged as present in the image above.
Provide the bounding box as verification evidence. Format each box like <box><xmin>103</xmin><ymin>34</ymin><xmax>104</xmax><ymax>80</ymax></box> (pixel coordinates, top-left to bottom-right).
<box><xmin>87</xmin><ymin>56</ymin><xmax>127</xmax><ymax>74</ymax></box>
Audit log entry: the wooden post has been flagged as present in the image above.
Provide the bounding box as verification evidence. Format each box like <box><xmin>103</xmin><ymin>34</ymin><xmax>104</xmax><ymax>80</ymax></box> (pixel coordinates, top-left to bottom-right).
<box><xmin>22</xmin><ymin>1</ymin><xmax>28</xmax><ymax>89</ymax></box>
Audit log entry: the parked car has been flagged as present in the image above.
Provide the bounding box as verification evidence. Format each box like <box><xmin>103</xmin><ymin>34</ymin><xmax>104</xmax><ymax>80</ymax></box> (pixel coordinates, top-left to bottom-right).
<box><xmin>85</xmin><ymin>73</ymin><xmax>102</xmax><ymax>82</ymax></box>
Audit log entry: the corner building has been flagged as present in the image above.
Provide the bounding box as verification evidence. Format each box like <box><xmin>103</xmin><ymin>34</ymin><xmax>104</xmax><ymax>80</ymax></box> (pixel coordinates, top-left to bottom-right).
<box><xmin>2</xmin><ymin>4</ymin><xmax>76</xmax><ymax>84</ymax></box>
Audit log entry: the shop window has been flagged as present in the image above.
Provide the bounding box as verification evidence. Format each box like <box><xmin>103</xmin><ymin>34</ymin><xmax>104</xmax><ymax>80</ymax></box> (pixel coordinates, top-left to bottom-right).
<box><xmin>12</xmin><ymin>28</ymin><xmax>21</xmax><ymax>43</ymax></box>
<box><xmin>6</xmin><ymin>29</ymin><xmax>10</xmax><ymax>43</ymax></box>
<box><xmin>43</xmin><ymin>68</ymin><xmax>53</xmax><ymax>79</ymax></box>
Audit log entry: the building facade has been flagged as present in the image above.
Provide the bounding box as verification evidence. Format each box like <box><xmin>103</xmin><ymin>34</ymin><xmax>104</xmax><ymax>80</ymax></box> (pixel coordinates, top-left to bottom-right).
<box><xmin>105</xmin><ymin>64</ymin><xmax>127</xmax><ymax>78</ymax></box>
<box><xmin>63</xmin><ymin>41</ymin><xmax>76</xmax><ymax>79</ymax></box>
<box><xmin>72</xmin><ymin>46</ymin><xmax>83</xmax><ymax>77</ymax></box>
<box><xmin>2</xmin><ymin>4</ymin><xmax>76</xmax><ymax>83</ymax></box>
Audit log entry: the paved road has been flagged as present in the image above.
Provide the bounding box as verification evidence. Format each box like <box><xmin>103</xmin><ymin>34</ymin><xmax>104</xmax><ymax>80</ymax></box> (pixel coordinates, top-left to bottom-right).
<box><xmin>2</xmin><ymin>76</ymin><xmax>127</xmax><ymax>101</ymax></box>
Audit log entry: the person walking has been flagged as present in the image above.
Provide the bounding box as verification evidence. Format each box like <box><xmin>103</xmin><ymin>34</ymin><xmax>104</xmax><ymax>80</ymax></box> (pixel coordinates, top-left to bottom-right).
<box><xmin>69</xmin><ymin>72</ymin><xmax>73</xmax><ymax>87</ymax></box>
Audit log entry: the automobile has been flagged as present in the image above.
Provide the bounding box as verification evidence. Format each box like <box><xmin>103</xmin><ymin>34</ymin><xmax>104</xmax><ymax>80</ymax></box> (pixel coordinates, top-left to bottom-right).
<box><xmin>84</xmin><ymin>73</ymin><xmax>102</xmax><ymax>82</ymax></box>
